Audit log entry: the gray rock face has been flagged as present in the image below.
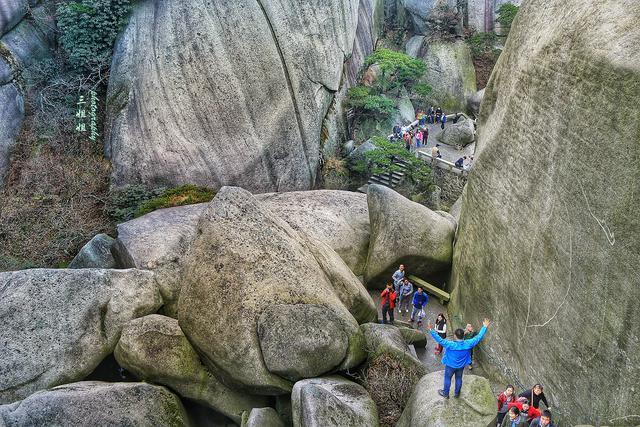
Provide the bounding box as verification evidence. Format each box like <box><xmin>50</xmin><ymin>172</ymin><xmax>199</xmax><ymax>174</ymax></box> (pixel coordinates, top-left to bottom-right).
<box><xmin>396</xmin><ymin>372</ymin><xmax>495</xmax><ymax>427</ymax></box>
<box><xmin>0</xmin><ymin>269</ymin><xmax>162</xmax><ymax>403</ymax></box>
<box><xmin>360</xmin><ymin>323</ymin><xmax>425</xmax><ymax>371</ymax></box>
<box><xmin>468</xmin><ymin>88</ymin><xmax>485</xmax><ymax>117</ymax></box>
<box><xmin>364</xmin><ymin>184</ymin><xmax>455</xmax><ymax>287</ymax></box>
<box><xmin>178</xmin><ymin>187</ymin><xmax>366</xmax><ymax>395</ymax></box>
<box><xmin>106</xmin><ymin>0</ymin><xmax>360</xmax><ymax>192</ymax></box>
<box><xmin>69</xmin><ymin>234</ymin><xmax>116</xmax><ymax>269</ymax></box>
<box><xmin>115</xmin><ymin>314</ymin><xmax>267</xmax><ymax>423</ymax></box>
<box><xmin>113</xmin><ymin>203</ymin><xmax>207</xmax><ymax>317</ymax></box>
<box><xmin>0</xmin><ymin>0</ymin><xmax>28</xmax><ymax>38</ymax></box>
<box><xmin>0</xmin><ymin>83</ymin><xmax>23</xmax><ymax>183</ymax></box>
<box><xmin>401</xmin><ymin>0</ymin><xmax>459</xmax><ymax>35</ymax></box>
<box><xmin>450</xmin><ymin>0</ymin><xmax>640</xmax><ymax>423</ymax></box>
<box><xmin>0</xmin><ymin>381</ymin><xmax>189</xmax><ymax>426</ymax></box>
<box><xmin>244</xmin><ymin>407</ymin><xmax>285</xmax><ymax>427</ymax></box>
<box><xmin>291</xmin><ymin>376</ymin><xmax>378</xmax><ymax>427</ymax></box>
<box><xmin>467</xmin><ymin>0</ymin><xmax>523</xmax><ymax>33</ymax></box>
<box><xmin>256</xmin><ymin>190</ymin><xmax>371</xmax><ymax>276</ymax></box>
<box><xmin>345</xmin><ymin>0</ymin><xmax>384</xmax><ymax>87</ymax></box>
<box><xmin>437</xmin><ymin>115</ymin><xmax>475</xmax><ymax>146</ymax></box>
<box><xmin>408</xmin><ymin>40</ymin><xmax>477</xmax><ymax>113</ymax></box>
<box><xmin>258</xmin><ymin>304</ymin><xmax>350</xmax><ymax>382</ymax></box>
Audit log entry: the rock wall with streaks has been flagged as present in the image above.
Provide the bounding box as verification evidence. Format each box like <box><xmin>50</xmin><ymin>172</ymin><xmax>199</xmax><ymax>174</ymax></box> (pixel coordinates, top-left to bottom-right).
<box><xmin>106</xmin><ymin>0</ymin><xmax>383</xmax><ymax>193</ymax></box>
<box><xmin>449</xmin><ymin>0</ymin><xmax>640</xmax><ymax>423</ymax></box>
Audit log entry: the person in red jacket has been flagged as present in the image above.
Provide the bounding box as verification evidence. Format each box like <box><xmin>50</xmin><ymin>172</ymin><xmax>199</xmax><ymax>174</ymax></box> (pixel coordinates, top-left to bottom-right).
<box><xmin>497</xmin><ymin>384</ymin><xmax>517</xmax><ymax>425</ymax></box>
<box><xmin>508</xmin><ymin>398</ymin><xmax>541</xmax><ymax>423</ymax></box>
<box><xmin>380</xmin><ymin>282</ymin><xmax>397</xmax><ymax>325</ymax></box>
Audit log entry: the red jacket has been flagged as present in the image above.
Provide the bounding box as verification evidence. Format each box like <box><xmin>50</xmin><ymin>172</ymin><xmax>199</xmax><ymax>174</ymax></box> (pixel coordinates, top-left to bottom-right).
<box><xmin>508</xmin><ymin>402</ymin><xmax>541</xmax><ymax>421</ymax></box>
<box><xmin>497</xmin><ymin>392</ymin><xmax>516</xmax><ymax>411</ymax></box>
<box><xmin>380</xmin><ymin>289</ymin><xmax>397</xmax><ymax>309</ymax></box>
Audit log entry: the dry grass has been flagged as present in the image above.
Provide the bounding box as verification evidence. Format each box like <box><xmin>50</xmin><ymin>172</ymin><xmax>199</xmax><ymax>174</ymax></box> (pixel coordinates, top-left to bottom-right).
<box><xmin>0</xmin><ymin>58</ymin><xmax>113</xmax><ymax>270</ymax></box>
<box><xmin>361</xmin><ymin>353</ymin><xmax>425</xmax><ymax>427</ymax></box>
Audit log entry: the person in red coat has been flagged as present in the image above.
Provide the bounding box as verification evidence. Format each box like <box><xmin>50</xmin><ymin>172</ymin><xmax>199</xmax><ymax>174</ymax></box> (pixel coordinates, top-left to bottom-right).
<box><xmin>508</xmin><ymin>398</ymin><xmax>541</xmax><ymax>423</ymax></box>
<box><xmin>380</xmin><ymin>282</ymin><xmax>397</xmax><ymax>325</ymax></box>
<box><xmin>497</xmin><ymin>384</ymin><xmax>517</xmax><ymax>425</ymax></box>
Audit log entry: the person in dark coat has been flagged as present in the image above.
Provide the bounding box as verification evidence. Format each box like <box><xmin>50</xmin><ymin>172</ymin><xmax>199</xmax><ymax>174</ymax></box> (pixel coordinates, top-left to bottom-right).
<box><xmin>519</xmin><ymin>384</ymin><xmax>549</xmax><ymax>409</ymax></box>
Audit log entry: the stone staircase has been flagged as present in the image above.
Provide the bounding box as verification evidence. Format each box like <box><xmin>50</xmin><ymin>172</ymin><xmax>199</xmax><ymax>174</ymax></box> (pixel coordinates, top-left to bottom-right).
<box><xmin>358</xmin><ymin>158</ymin><xmax>409</xmax><ymax>193</ymax></box>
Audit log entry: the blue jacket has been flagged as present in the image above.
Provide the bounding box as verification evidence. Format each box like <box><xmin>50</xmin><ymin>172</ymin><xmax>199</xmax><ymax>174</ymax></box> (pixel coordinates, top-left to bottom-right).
<box><xmin>412</xmin><ymin>291</ymin><xmax>428</xmax><ymax>308</ymax></box>
<box><xmin>430</xmin><ymin>326</ymin><xmax>487</xmax><ymax>368</ymax></box>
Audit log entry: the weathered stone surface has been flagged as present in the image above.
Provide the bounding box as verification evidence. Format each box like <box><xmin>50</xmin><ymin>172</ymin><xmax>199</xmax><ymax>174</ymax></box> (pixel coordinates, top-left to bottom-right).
<box><xmin>364</xmin><ymin>184</ymin><xmax>455</xmax><ymax>287</ymax></box>
<box><xmin>301</xmin><ymin>235</ymin><xmax>377</xmax><ymax>324</ymax></box>
<box><xmin>345</xmin><ymin>0</ymin><xmax>384</xmax><ymax>87</ymax></box>
<box><xmin>0</xmin><ymin>0</ymin><xmax>28</xmax><ymax>38</ymax></box>
<box><xmin>437</xmin><ymin>115</ymin><xmax>475</xmax><ymax>146</ymax></box>
<box><xmin>115</xmin><ymin>314</ymin><xmax>266</xmax><ymax>423</ymax></box>
<box><xmin>1</xmin><ymin>5</ymin><xmax>55</xmax><ymax>68</ymax></box>
<box><xmin>396</xmin><ymin>92</ymin><xmax>415</xmax><ymax>123</ymax></box>
<box><xmin>291</xmin><ymin>376</ymin><xmax>378</xmax><ymax>427</ymax></box>
<box><xmin>450</xmin><ymin>0</ymin><xmax>640</xmax><ymax>423</ymax></box>
<box><xmin>397</xmin><ymin>372</ymin><xmax>495</xmax><ymax>426</ymax></box>
<box><xmin>69</xmin><ymin>233</ymin><xmax>116</xmax><ymax>269</ymax></box>
<box><xmin>408</xmin><ymin>40</ymin><xmax>477</xmax><ymax>113</ymax></box>
<box><xmin>106</xmin><ymin>0</ymin><xmax>359</xmax><ymax>193</ymax></box>
<box><xmin>468</xmin><ymin>88</ymin><xmax>485</xmax><ymax>116</ymax></box>
<box><xmin>399</xmin><ymin>326</ymin><xmax>428</xmax><ymax>348</ymax></box>
<box><xmin>178</xmin><ymin>187</ymin><xmax>366</xmax><ymax>395</ymax></box>
<box><xmin>256</xmin><ymin>190</ymin><xmax>371</xmax><ymax>276</ymax></box>
<box><xmin>401</xmin><ymin>0</ymin><xmax>459</xmax><ymax>35</ymax></box>
<box><xmin>0</xmin><ymin>83</ymin><xmax>23</xmax><ymax>183</ymax></box>
<box><xmin>347</xmin><ymin>139</ymin><xmax>378</xmax><ymax>165</ymax></box>
<box><xmin>467</xmin><ymin>0</ymin><xmax>524</xmax><ymax>33</ymax></box>
<box><xmin>113</xmin><ymin>203</ymin><xmax>207</xmax><ymax>317</ymax></box>
<box><xmin>360</xmin><ymin>323</ymin><xmax>425</xmax><ymax>371</ymax></box>
<box><xmin>0</xmin><ymin>269</ymin><xmax>162</xmax><ymax>403</ymax></box>
<box><xmin>243</xmin><ymin>407</ymin><xmax>285</xmax><ymax>427</ymax></box>
<box><xmin>0</xmin><ymin>381</ymin><xmax>189</xmax><ymax>426</ymax></box>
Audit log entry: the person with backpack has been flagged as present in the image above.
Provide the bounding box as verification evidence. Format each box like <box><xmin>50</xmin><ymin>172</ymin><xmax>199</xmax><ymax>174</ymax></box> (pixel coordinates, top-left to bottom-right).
<box><xmin>380</xmin><ymin>282</ymin><xmax>397</xmax><ymax>325</ymax></box>
<box><xmin>434</xmin><ymin>313</ymin><xmax>447</xmax><ymax>355</ymax></box>
<box><xmin>455</xmin><ymin>156</ymin><xmax>467</xmax><ymax>168</ymax></box>
<box><xmin>397</xmin><ymin>278</ymin><xmax>414</xmax><ymax>315</ymax></box>
<box><xmin>519</xmin><ymin>384</ymin><xmax>550</xmax><ymax>410</ymax></box>
<box><xmin>428</xmin><ymin>318</ymin><xmax>491</xmax><ymax>399</ymax></box>
<box><xmin>410</xmin><ymin>287</ymin><xmax>428</xmax><ymax>326</ymax></box>
<box><xmin>441</xmin><ymin>113</ymin><xmax>447</xmax><ymax>129</ymax></box>
<box><xmin>421</xmin><ymin>127</ymin><xmax>429</xmax><ymax>145</ymax></box>
<box><xmin>497</xmin><ymin>385</ymin><xmax>517</xmax><ymax>426</ymax></box>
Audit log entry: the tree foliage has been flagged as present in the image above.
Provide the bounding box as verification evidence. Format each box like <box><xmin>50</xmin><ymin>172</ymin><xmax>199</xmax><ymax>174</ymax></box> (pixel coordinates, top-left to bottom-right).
<box><xmin>496</xmin><ymin>3</ymin><xmax>519</xmax><ymax>34</ymax></box>
<box><xmin>347</xmin><ymin>86</ymin><xmax>396</xmax><ymax>119</ymax></box>
<box><xmin>56</xmin><ymin>0</ymin><xmax>133</xmax><ymax>70</ymax></box>
<box><xmin>365</xmin><ymin>49</ymin><xmax>427</xmax><ymax>93</ymax></box>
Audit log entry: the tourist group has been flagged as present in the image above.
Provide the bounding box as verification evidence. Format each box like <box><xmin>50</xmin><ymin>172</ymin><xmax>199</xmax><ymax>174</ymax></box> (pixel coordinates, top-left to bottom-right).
<box><xmin>380</xmin><ymin>264</ymin><xmax>557</xmax><ymax>427</ymax></box>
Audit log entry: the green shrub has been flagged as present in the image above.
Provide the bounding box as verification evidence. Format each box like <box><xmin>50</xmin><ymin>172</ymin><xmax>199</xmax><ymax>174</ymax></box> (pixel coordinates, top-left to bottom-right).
<box><xmin>466</xmin><ymin>32</ymin><xmax>499</xmax><ymax>58</ymax></box>
<box><xmin>412</xmin><ymin>83</ymin><xmax>433</xmax><ymax>97</ymax></box>
<box><xmin>347</xmin><ymin>86</ymin><xmax>396</xmax><ymax>119</ymax></box>
<box><xmin>135</xmin><ymin>185</ymin><xmax>216</xmax><ymax>217</ymax></box>
<box><xmin>351</xmin><ymin>136</ymin><xmax>434</xmax><ymax>195</ymax></box>
<box><xmin>365</xmin><ymin>49</ymin><xmax>426</xmax><ymax>93</ymax></box>
<box><xmin>56</xmin><ymin>0</ymin><xmax>133</xmax><ymax>70</ymax></box>
<box><xmin>106</xmin><ymin>185</ymin><xmax>164</xmax><ymax>223</ymax></box>
<box><xmin>496</xmin><ymin>3</ymin><xmax>519</xmax><ymax>34</ymax></box>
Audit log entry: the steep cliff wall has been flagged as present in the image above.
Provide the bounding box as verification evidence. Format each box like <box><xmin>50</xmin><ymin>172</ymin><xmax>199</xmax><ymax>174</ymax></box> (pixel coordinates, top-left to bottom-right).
<box><xmin>106</xmin><ymin>0</ymin><xmax>382</xmax><ymax>193</ymax></box>
<box><xmin>450</xmin><ymin>0</ymin><xmax>640</xmax><ymax>423</ymax></box>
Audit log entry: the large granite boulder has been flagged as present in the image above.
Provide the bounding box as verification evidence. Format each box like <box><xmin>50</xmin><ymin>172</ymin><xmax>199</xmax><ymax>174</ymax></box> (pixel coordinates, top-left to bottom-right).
<box><xmin>256</xmin><ymin>190</ymin><xmax>371</xmax><ymax>276</ymax></box>
<box><xmin>106</xmin><ymin>0</ymin><xmax>360</xmax><ymax>192</ymax></box>
<box><xmin>450</xmin><ymin>0</ymin><xmax>640</xmax><ymax>423</ymax></box>
<box><xmin>115</xmin><ymin>314</ymin><xmax>267</xmax><ymax>423</ymax></box>
<box><xmin>364</xmin><ymin>184</ymin><xmax>456</xmax><ymax>287</ymax></box>
<box><xmin>69</xmin><ymin>233</ymin><xmax>116</xmax><ymax>269</ymax></box>
<box><xmin>178</xmin><ymin>187</ymin><xmax>366</xmax><ymax>395</ymax></box>
<box><xmin>112</xmin><ymin>203</ymin><xmax>207</xmax><ymax>317</ymax></box>
<box><xmin>467</xmin><ymin>0</ymin><xmax>523</xmax><ymax>33</ymax></box>
<box><xmin>401</xmin><ymin>0</ymin><xmax>460</xmax><ymax>35</ymax></box>
<box><xmin>291</xmin><ymin>376</ymin><xmax>378</xmax><ymax>427</ymax></box>
<box><xmin>0</xmin><ymin>269</ymin><xmax>162</xmax><ymax>403</ymax></box>
<box><xmin>396</xmin><ymin>372</ymin><xmax>495</xmax><ymax>426</ymax></box>
<box><xmin>243</xmin><ymin>407</ymin><xmax>285</xmax><ymax>427</ymax></box>
<box><xmin>436</xmin><ymin>115</ymin><xmax>475</xmax><ymax>147</ymax></box>
<box><xmin>0</xmin><ymin>381</ymin><xmax>189</xmax><ymax>426</ymax></box>
<box><xmin>468</xmin><ymin>88</ymin><xmax>485</xmax><ymax>116</ymax></box>
<box><xmin>408</xmin><ymin>40</ymin><xmax>477</xmax><ymax>113</ymax></box>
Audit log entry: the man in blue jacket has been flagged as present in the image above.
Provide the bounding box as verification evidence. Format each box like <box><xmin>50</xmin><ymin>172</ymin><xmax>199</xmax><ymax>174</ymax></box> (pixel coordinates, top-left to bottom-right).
<box><xmin>428</xmin><ymin>318</ymin><xmax>491</xmax><ymax>398</ymax></box>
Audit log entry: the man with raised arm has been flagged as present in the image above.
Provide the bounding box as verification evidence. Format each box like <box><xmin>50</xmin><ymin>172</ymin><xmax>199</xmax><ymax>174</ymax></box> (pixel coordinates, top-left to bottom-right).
<box><xmin>427</xmin><ymin>318</ymin><xmax>491</xmax><ymax>399</ymax></box>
